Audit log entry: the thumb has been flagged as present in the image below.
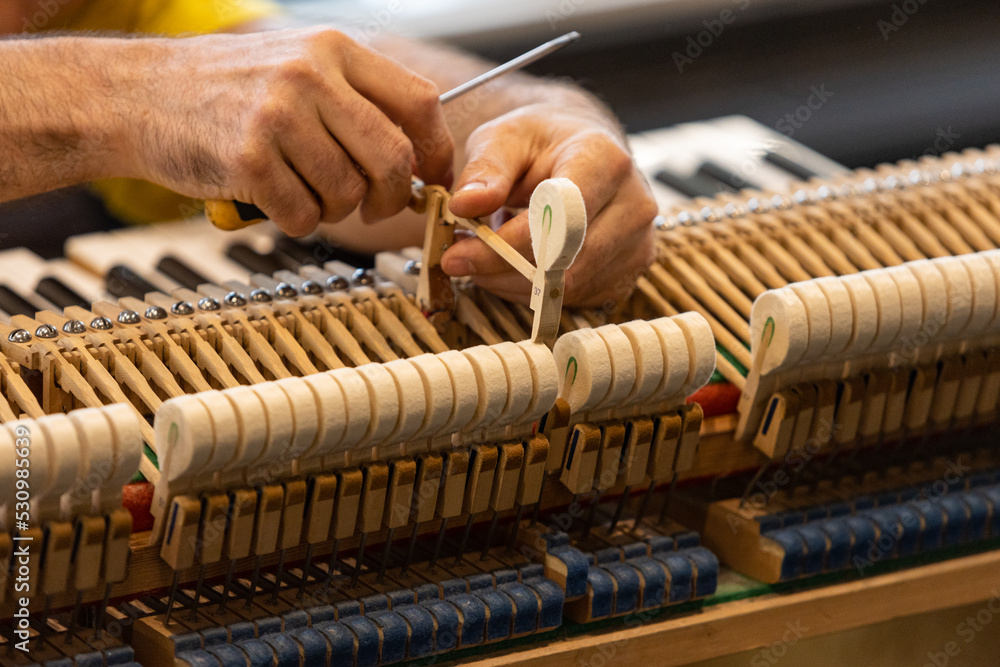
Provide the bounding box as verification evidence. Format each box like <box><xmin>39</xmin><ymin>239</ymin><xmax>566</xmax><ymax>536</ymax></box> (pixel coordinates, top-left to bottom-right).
<box><xmin>448</xmin><ymin>122</ymin><xmax>532</xmax><ymax>219</ymax></box>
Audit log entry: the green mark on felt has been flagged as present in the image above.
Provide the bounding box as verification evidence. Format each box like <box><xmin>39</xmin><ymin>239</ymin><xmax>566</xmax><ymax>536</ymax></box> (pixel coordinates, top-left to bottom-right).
<box><xmin>168</xmin><ymin>421</ymin><xmax>179</xmax><ymax>448</ymax></box>
<box><xmin>543</xmin><ymin>204</ymin><xmax>553</xmax><ymax>233</ymax></box>
<box><xmin>761</xmin><ymin>316</ymin><xmax>776</xmax><ymax>348</ymax></box>
<box><xmin>564</xmin><ymin>356</ymin><xmax>578</xmax><ymax>385</ymax></box>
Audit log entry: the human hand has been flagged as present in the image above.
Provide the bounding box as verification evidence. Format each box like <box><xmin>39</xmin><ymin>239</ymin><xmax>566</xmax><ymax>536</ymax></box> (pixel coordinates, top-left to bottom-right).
<box><xmin>123</xmin><ymin>28</ymin><xmax>454</xmax><ymax>236</ymax></box>
<box><xmin>441</xmin><ymin>103</ymin><xmax>657</xmax><ymax>309</ymax></box>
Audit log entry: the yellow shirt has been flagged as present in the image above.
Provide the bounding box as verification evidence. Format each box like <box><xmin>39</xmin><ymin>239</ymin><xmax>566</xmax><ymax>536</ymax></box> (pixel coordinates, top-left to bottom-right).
<box><xmin>35</xmin><ymin>0</ymin><xmax>282</xmax><ymax>224</ymax></box>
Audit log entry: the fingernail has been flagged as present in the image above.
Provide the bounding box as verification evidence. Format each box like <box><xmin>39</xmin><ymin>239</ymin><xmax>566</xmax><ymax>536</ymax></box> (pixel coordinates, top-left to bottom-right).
<box><xmin>443</xmin><ymin>257</ymin><xmax>475</xmax><ymax>276</ymax></box>
<box><xmin>458</xmin><ymin>181</ymin><xmax>487</xmax><ymax>193</ymax></box>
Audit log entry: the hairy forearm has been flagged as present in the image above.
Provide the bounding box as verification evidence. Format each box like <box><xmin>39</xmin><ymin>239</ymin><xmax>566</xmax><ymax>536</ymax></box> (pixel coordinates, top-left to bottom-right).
<box><xmin>0</xmin><ymin>36</ymin><xmax>134</xmax><ymax>201</ymax></box>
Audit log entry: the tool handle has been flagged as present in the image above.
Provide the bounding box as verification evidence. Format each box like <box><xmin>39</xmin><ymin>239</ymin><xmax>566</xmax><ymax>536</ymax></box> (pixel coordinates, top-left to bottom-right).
<box><xmin>205</xmin><ymin>199</ymin><xmax>267</xmax><ymax>230</ymax></box>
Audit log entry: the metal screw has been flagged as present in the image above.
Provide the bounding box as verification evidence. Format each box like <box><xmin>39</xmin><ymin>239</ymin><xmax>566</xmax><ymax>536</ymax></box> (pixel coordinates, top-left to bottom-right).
<box><xmin>171</xmin><ymin>301</ymin><xmax>194</xmax><ymax>316</ymax></box>
<box><xmin>249</xmin><ymin>289</ymin><xmax>272</xmax><ymax>303</ymax></box>
<box><xmin>198</xmin><ymin>297</ymin><xmax>221</xmax><ymax>311</ymax></box>
<box><xmin>327</xmin><ymin>275</ymin><xmax>350</xmax><ymax>291</ymax></box>
<box><xmin>300</xmin><ymin>280</ymin><xmax>323</xmax><ymax>295</ymax></box>
<box><xmin>352</xmin><ymin>268</ymin><xmax>375</xmax><ymax>286</ymax></box>
<box><xmin>35</xmin><ymin>324</ymin><xmax>58</xmax><ymax>339</ymax></box>
<box><xmin>62</xmin><ymin>320</ymin><xmax>86</xmax><ymax>334</ymax></box>
<box><xmin>117</xmin><ymin>310</ymin><xmax>141</xmax><ymax>325</ymax></box>
<box><xmin>224</xmin><ymin>291</ymin><xmax>248</xmax><ymax>307</ymax></box>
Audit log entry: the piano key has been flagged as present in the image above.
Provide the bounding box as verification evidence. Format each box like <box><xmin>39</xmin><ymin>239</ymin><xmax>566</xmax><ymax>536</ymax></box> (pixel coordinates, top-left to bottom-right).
<box><xmin>0</xmin><ymin>284</ymin><xmax>42</xmax><ymax>317</ymax></box>
<box><xmin>273</xmin><ymin>236</ymin><xmax>317</xmax><ymax>267</ymax></box>
<box><xmin>105</xmin><ymin>265</ymin><xmax>161</xmax><ymax>300</ymax></box>
<box><xmin>157</xmin><ymin>256</ymin><xmax>211</xmax><ymax>291</ymax></box>
<box><xmin>225</xmin><ymin>242</ymin><xmax>290</xmax><ymax>276</ymax></box>
<box><xmin>630</xmin><ymin>115</ymin><xmax>850</xmax><ymax>212</ymax></box>
<box><xmin>765</xmin><ymin>150</ymin><xmax>820</xmax><ymax>181</ymax></box>
<box><xmin>0</xmin><ymin>249</ymin><xmax>108</xmax><ymax>308</ymax></box>
<box><xmin>275</xmin><ymin>235</ymin><xmax>375</xmax><ymax>271</ymax></box>
<box><xmin>705</xmin><ymin>115</ymin><xmax>848</xmax><ymax>181</ymax></box>
<box><xmin>654</xmin><ymin>168</ymin><xmax>722</xmax><ymax>198</ymax></box>
<box><xmin>697</xmin><ymin>160</ymin><xmax>763</xmax><ymax>192</ymax></box>
<box><xmin>34</xmin><ymin>276</ymin><xmax>88</xmax><ymax>310</ymax></box>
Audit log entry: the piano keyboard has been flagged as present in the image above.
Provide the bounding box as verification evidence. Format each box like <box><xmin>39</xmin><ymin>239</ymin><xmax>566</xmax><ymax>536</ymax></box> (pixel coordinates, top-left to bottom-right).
<box><xmin>1</xmin><ymin>118</ymin><xmax>999</xmax><ymax>667</ymax></box>
<box><xmin>628</xmin><ymin>115</ymin><xmax>848</xmax><ymax>210</ymax></box>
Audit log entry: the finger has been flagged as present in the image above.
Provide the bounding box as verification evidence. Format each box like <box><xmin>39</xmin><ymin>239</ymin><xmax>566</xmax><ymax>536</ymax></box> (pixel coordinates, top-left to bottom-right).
<box><xmin>566</xmin><ymin>236</ymin><xmax>655</xmax><ymax>308</ymax></box>
<box><xmin>546</xmin><ymin>132</ymin><xmax>633</xmax><ymax>221</ymax></box>
<box><xmin>249</xmin><ymin>159</ymin><xmax>321</xmax><ymax>237</ymax></box>
<box><xmin>468</xmin><ymin>272</ymin><xmax>534</xmax><ymax>305</ymax></box>
<box><xmin>569</xmin><ymin>178</ymin><xmax>653</xmax><ymax>272</ymax></box>
<box><xmin>315</xmin><ymin>88</ymin><xmax>417</xmax><ymax>222</ymax></box>
<box><xmin>448</xmin><ymin>121</ymin><xmax>536</xmax><ymax>220</ymax></box>
<box><xmin>440</xmin><ymin>210</ymin><xmax>532</xmax><ymax>278</ymax></box>
<box><xmin>447</xmin><ymin>127</ymin><xmax>634</xmax><ymax>271</ymax></box>
<box><xmin>562</xmin><ymin>182</ymin><xmax>658</xmax><ymax>306</ymax></box>
<box><xmin>277</xmin><ymin>117</ymin><xmax>369</xmax><ymax>224</ymax></box>
<box><xmin>337</xmin><ymin>39</ymin><xmax>454</xmax><ymax>186</ymax></box>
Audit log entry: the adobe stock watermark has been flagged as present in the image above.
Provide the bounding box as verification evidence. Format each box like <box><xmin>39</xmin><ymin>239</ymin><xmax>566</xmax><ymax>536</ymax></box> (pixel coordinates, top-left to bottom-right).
<box><xmin>749</xmin><ymin>620</ymin><xmax>810</xmax><ymax>666</ymax></box>
<box><xmin>211</xmin><ymin>0</ymin><xmax>248</xmax><ymax>21</ymax></box>
<box><xmin>545</xmin><ymin>0</ymin><xmax>587</xmax><ymax>30</ymax></box>
<box><xmin>889</xmin><ymin>276</ymin><xmax>967</xmax><ymax>370</ymax></box>
<box><xmin>728</xmin><ymin>417</ymin><xmax>842</xmax><ymax>532</ymax></box>
<box><xmin>716</xmin><ymin>137</ymin><xmax>783</xmax><ymax>190</ymax></box>
<box><xmin>575</xmin><ymin>606</ymin><xmax>663</xmax><ymax>667</ymax></box>
<box><xmin>342</xmin><ymin>0</ymin><xmax>404</xmax><ymax>47</ymax></box>
<box><xmin>853</xmin><ymin>459</ymin><xmax>969</xmax><ymax>575</ymax></box>
<box><xmin>916</xmin><ymin>126</ymin><xmax>960</xmax><ymax>160</ymax></box>
<box><xmin>672</xmin><ymin>0</ymin><xmax>752</xmax><ymax>73</ymax></box>
<box><xmin>12</xmin><ymin>424</ymin><xmax>33</xmax><ymax>653</ymax></box>
<box><xmin>922</xmin><ymin>590</ymin><xmax>1000</xmax><ymax>667</ymax></box>
<box><xmin>19</xmin><ymin>0</ymin><xmax>75</xmax><ymax>32</ymax></box>
<box><xmin>774</xmin><ymin>85</ymin><xmax>834</xmax><ymax>138</ymax></box>
<box><xmin>878</xmin><ymin>0</ymin><xmax>933</xmax><ymax>41</ymax></box>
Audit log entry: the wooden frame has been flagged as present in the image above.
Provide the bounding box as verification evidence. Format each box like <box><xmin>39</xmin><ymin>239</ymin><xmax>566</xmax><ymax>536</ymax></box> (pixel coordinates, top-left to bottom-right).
<box><xmin>441</xmin><ymin>549</ymin><xmax>1000</xmax><ymax>667</ymax></box>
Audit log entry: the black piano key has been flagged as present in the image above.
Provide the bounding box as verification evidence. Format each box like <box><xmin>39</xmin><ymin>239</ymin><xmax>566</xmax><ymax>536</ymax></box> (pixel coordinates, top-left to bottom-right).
<box><xmin>654</xmin><ymin>168</ymin><xmax>723</xmax><ymax>198</ymax></box>
<box><xmin>0</xmin><ymin>285</ymin><xmax>38</xmax><ymax>317</ymax></box>
<box><xmin>34</xmin><ymin>276</ymin><xmax>88</xmax><ymax>310</ymax></box>
<box><xmin>106</xmin><ymin>265</ymin><xmax>158</xmax><ymax>300</ymax></box>
<box><xmin>225</xmin><ymin>242</ymin><xmax>292</xmax><ymax>275</ymax></box>
<box><xmin>273</xmin><ymin>236</ymin><xmax>313</xmax><ymax>267</ymax></box>
<box><xmin>697</xmin><ymin>161</ymin><xmax>761</xmax><ymax>192</ymax></box>
<box><xmin>764</xmin><ymin>151</ymin><xmax>819</xmax><ymax>182</ymax></box>
<box><xmin>275</xmin><ymin>236</ymin><xmax>376</xmax><ymax>270</ymax></box>
<box><xmin>156</xmin><ymin>255</ymin><xmax>210</xmax><ymax>291</ymax></box>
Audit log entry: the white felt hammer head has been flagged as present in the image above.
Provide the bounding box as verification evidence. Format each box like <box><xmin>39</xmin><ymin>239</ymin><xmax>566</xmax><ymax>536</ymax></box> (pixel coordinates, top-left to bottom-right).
<box><xmin>553</xmin><ymin>328</ymin><xmax>612</xmax><ymax>413</ymax></box>
<box><xmin>750</xmin><ymin>288</ymin><xmax>809</xmax><ymax>375</ymax></box>
<box><xmin>529</xmin><ymin>178</ymin><xmax>587</xmax><ymax>271</ymax></box>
